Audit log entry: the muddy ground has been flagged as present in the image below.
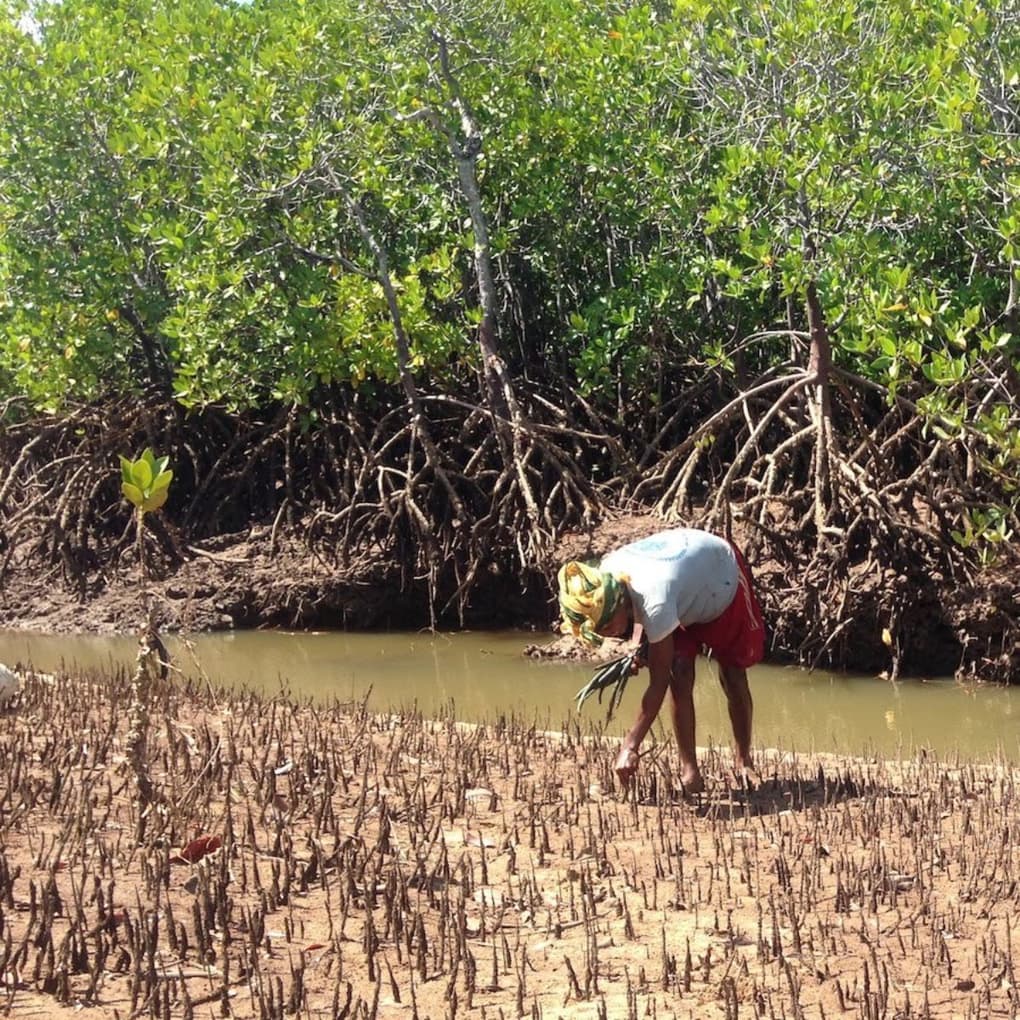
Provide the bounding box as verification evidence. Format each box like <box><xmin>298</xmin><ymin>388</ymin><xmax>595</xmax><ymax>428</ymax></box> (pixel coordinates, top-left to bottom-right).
<box><xmin>0</xmin><ymin>662</ymin><xmax>1017</xmax><ymax>1020</ymax></box>
<box><xmin>1</xmin><ymin>513</ymin><xmax>1018</xmax><ymax>1019</ymax></box>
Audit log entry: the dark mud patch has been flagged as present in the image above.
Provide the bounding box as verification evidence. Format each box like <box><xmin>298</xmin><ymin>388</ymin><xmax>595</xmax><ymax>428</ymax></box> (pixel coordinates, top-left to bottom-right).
<box><xmin>0</xmin><ymin>523</ymin><xmax>545</xmax><ymax>637</ymax></box>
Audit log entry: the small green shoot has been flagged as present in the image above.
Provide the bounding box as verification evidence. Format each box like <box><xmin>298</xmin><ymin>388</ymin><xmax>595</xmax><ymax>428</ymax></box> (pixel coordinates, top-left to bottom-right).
<box><xmin>120</xmin><ymin>448</ymin><xmax>173</xmax><ymax>515</ymax></box>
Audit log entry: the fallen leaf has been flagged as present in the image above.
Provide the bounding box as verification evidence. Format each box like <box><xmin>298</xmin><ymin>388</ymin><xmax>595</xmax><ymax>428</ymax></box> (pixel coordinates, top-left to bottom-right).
<box><xmin>173</xmin><ymin>834</ymin><xmax>223</xmax><ymax>865</ymax></box>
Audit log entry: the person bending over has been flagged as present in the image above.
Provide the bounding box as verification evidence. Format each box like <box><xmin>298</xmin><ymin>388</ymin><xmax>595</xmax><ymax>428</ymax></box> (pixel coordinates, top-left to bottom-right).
<box><xmin>558</xmin><ymin>528</ymin><xmax>765</xmax><ymax>793</ymax></box>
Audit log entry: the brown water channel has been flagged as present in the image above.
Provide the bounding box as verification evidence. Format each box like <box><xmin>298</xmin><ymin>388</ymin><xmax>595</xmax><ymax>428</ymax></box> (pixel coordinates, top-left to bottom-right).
<box><xmin>0</xmin><ymin>628</ymin><xmax>1017</xmax><ymax>759</ymax></box>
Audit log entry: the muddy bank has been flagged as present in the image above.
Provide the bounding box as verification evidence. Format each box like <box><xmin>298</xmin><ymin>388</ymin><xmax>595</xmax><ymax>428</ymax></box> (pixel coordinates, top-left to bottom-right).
<box><xmin>0</xmin><ymin>524</ymin><xmax>545</xmax><ymax>637</ymax></box>
<box><xmin>2</xmin><ymin>510</ymin><xmax>1018</xmax><ymax>683</ymax></box>
<box><xmin>0</xmin><ymin>663</ymin><xmax>1018</xmax><ymax>1019</ymax></box>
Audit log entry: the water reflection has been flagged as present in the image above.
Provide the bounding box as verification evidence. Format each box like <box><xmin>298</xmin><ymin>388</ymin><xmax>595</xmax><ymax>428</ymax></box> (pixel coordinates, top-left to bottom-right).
<box><xmin>0</xmin><ymin>628</ymin><xmax>1016</xmax><ymax>759</ymax></box>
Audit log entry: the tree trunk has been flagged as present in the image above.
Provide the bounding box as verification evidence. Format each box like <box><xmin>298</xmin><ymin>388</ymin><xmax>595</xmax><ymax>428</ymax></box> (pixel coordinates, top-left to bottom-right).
<box><xmin>455</xmin><ymin>148</ymin><xmax>513</xmax><ymax>425</ymax></box>
<box><xmin>805</xmin><ymin>279</ymin><xmax>835</xmax><ymax>545</ymax></box>
<box><xmin>431</xmin><ymin>31</ymin><xmax>518</xmax><ymax>431</ymax></box>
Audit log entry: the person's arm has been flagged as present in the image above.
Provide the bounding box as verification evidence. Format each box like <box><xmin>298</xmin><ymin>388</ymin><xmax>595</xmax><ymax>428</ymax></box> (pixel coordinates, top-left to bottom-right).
<box><xmin>614</xmin><ymin>636</ymin><xmax>673</xmax><ymax>785</ymax></box>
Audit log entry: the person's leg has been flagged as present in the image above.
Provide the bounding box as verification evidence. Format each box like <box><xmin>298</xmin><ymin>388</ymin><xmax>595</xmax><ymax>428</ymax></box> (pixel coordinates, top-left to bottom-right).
<box><xmin>717</xmin><ymin>663</ymin><xmax>758</xmax><ymax>783</ymax></box>
<box><xmin>667</xmin><ymin>656</ymin><xmax>704</xmax><ymax>793</ymax></box>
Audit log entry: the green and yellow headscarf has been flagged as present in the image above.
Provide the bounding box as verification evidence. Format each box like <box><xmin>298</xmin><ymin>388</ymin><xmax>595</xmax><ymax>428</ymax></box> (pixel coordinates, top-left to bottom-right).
<box><xmin>557</xmin><ymin>561</ymin><xmax>627</xmax><ymax>647</ymax></box>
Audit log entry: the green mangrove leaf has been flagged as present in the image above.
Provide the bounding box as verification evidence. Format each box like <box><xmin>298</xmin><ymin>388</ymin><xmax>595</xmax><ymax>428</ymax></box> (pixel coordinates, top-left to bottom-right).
<box><xmin>151</xmin><ymin>469</ymin><xmax>174</xmax><ymax>492</ymax></box>
<box><xmin>141</xmin><ymin>487</ymin><xmax>170</xmax><ymax>513</ymax></box>
<box><xmin>122</xmin><ymin>481</ymin><xmax>144</xmax><ymax>508</ymax></box>
<box><xmin>131</xmin><ymin>458</ymin><xmax>153</xmax><ymax>490</ymax></box>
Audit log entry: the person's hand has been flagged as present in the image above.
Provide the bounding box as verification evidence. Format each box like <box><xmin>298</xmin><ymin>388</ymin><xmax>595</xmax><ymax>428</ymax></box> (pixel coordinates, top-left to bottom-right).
<box><xmin>614</xmin><ymin>746</ymin><xmax>639</xmax><ymax>787</ymax></box>
<box><xmin>627</xmin><ymin>627</ymin><xmax>648</xmax><ymax>673</ymax></box>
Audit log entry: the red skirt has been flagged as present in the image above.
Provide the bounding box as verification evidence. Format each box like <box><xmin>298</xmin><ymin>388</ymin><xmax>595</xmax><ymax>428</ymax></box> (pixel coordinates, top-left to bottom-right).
<box><xmin>672</xmin><ymin>544</ymin><xmax>765</xmax><ymax>668</ymax></box>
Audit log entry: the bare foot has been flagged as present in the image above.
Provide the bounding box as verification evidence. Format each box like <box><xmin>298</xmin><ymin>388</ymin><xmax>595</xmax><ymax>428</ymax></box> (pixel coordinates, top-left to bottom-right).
<box><xmin>734</xmin><ymin>764</ymin><xmax>762</xmax><ymax>790</ymax></box>
<box><xmin>680</xmin><ymin>766</ymin><xmax>705</xmax><ymax>796</ymax></box>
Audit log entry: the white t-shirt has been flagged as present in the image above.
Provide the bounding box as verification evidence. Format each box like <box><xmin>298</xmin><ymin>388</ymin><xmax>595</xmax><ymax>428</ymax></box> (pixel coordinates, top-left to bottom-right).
<box><xmin>600</xmin><ymin>529</ymin><xmax>739</xmax><ymax>644</ymax></box>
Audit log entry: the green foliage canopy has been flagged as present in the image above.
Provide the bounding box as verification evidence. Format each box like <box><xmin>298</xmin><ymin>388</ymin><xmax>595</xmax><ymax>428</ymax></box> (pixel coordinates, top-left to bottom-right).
<box><xmin>0</xmin><ymin>0</ymin><xmax>1016</xmax><ymax>446</ymax></box>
